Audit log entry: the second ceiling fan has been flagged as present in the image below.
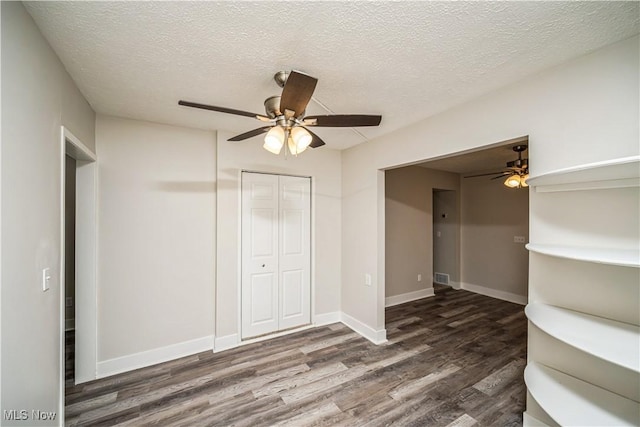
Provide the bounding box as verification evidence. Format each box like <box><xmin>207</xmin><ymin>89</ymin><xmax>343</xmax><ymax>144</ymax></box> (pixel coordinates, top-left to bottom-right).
<box><xmin>464</xmin><ymin>145</ymin><xmax>529</xmax><ymax>188</ymax></box>
<box><xmin>179</xmin><ymin>70</ymin><xmax>382</xmax><ymax>155</ymax></box>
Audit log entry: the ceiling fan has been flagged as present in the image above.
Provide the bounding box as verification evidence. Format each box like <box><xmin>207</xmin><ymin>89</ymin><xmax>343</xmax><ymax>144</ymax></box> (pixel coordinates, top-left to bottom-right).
<box><xmin>178</xmin><ymin>70</ymin><xmax>382</xmax><ymax>156</ymax></box>
<box><xmin>464</xmin><ymin>145</ymin><xmax>529</xmax><ymax>188</ymax></box>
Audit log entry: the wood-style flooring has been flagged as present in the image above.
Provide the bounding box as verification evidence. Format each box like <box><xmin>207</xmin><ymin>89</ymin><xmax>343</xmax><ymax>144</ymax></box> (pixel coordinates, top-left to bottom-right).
<box><xmin>65</xmin><ymin>285</ymin><xmax>527</xmax><ymax>426</ymax></box>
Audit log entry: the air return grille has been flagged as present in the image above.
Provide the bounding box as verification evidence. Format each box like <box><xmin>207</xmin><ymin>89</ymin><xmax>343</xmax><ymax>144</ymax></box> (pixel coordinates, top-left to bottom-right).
<box><xmin>434</xmin><ymin>273</ymin><xmax>450</xmax><ymax>285</ymax></box>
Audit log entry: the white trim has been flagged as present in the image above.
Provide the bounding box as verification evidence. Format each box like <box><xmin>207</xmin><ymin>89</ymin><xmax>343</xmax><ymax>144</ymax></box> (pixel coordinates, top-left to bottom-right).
<box><xmin>214</xmin><ymin>333</ymin><xmax>240</xmax><ymax>353</ymax></box>
<box><xmin>341</xmin><ymin>312</ymin><xmax>387</xmax><ymax>345</ymax></box>
<box><xmin>523</xmin><ymin>412</ymin><xmax>549</xmax><ymax>427</ymax></box>
<box><xmin>59</xmin><ymin>126</ymin><xmax>66</xmax><ymax>422</ymax></box>
<box><xmin>449</xmin><ymin>281</ymin><xmax>462</xmax><ymax>290</ymax></box>
<box><xmin>65</xmin><ymin>319</ymin><xmax>75</xmax><ymax>331</ymax></box>
<box><xmin>313</xmin><ymin>311</ymin><xmax>341</xmax><ymax>326</ymax></box>
<box><xmin>97</xmin><ymin>335</ymin><xmax>214</xmax><ymax>378</ymax></box>
<box><xmin>460</xmin><ymin>282</ymin><xmax>527</xmax><ymax>305</ymax></box>
<box><xmin>64</xmin><ymin>129</ymin><xmax>96</xmax><ymax>162</ymax></box>
<box><xmin>385</xmin><ymin>288</ymin><xmax>434</xmax><ymax>307</ymax></box>
<box><xmin>210</xmin><ymin>312</ymin><xmax>389</xmax><ymax>355</ymax></box>
<box><xmin>59</xmin><ymin>126</ymin><xmax>98</xmax><ymax>423</ymax></box>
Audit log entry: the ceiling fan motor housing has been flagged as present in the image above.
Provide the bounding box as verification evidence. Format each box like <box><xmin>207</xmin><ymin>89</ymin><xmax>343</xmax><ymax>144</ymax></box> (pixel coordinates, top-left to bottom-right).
<box><xmin>264</xmin><ymin>96</ymin><xmax>281</xmax><ymax>118</ymax></box>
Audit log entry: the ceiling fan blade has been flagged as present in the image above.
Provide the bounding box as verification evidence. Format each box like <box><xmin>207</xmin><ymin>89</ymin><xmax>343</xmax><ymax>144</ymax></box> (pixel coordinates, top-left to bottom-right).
<box><xmin>302</xmin><ymin>127</ymin><xmax>326</xmax><ymax>148</ymax></box>
<box><xmin>228</xmin><ymin>126</ymin><xmax>273</xmax><ymax>142</ymax></box>
<box><xmin>464</xmin><ymin>171</ymin><xmax>507</xmax><ymax>178</ymax></box>
<box><xmin>279</xmin><ymin>71</ymin><xmax>318</xmax><ymax>117</ymax></box>
<box><xmin>304</xmin><ymin>114</ymin><xmax>382</xmax><ymax>127</ymax></box>
<box><xmin>179</xmin><ymin>100</ymin><xmax>268</xmax><ymax>120</ymax></box>
<box><xmin>491</xmin><ymin>173</ymin><xmax>512</xmax><ymax>180</ymax></box>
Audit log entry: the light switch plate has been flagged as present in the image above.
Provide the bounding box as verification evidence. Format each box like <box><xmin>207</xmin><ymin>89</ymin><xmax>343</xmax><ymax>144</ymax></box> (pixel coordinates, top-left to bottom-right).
<box><xmin>42</xmin><ymin>267</ymin><xmax>51</xmax><ymax>291</ymax></box>
<box><xmin>514</xmin><ymin>236</ymin><xmax>526</xmax><ymax>243</ymax></box>
<box><xmin>365</xmin><ymin>274</ymin><xmax>372</xmax><ymax>286</ymax></box>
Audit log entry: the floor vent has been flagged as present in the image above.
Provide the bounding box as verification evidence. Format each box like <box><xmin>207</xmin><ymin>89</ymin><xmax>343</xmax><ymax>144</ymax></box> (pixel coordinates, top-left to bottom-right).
<box><xmin>434</xmin><ymin>273</ymin><xmax>450</xmax><ymax>285</ymax></box>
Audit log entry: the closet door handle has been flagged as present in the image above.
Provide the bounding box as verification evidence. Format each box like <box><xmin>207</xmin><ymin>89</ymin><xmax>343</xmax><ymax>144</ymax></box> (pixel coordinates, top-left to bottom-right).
<box><xmin>262</xmin><ymin>264</ymin><xmax>266</xmax><ymax>267</ymax></box>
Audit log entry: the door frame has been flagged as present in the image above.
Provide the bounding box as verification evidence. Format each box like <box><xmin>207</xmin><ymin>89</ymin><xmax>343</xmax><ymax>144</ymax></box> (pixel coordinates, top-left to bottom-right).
<box><xmin>238</xmin><ymin>170</ymin><xmax>314</xmax><ymax>342</ymax></box>
<box><xmin>59</xmin><ymin>126</ymin><xmax>98</xmax><ymax>419</ymax></box>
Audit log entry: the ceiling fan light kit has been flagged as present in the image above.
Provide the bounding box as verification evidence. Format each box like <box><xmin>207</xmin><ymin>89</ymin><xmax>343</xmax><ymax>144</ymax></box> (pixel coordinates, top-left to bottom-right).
<box><xmin>179</xmin><ymin>70</ymin><xmax>382</xmax><ymax>157</ymax></box>
<box><xmin>465</xmin><ymin>144</ymin><xmax>529</xmax><ymax>189</ymax></box>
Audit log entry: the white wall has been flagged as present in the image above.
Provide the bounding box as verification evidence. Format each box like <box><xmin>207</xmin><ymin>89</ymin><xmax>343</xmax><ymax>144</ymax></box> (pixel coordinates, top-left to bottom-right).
<box><xmin>1</xmin><ymin>2</ymin><xmax>95</xmax><ymax>423</ymax></box>
<box><xmin>216</xmin><ymin>131</ymin><xmax>342</xmax><ymax>343</ymax></box>
<box><xmin>460</xmin><ymin>175</ymin><xmax>529</xmax><ymax>299</ymax></box>
<box><xmin>385</xmin><ymin>166</ymin><xmax>459</xmax><ymax>299</ymax></box>
<box><xmin>96</xmin><ymin>115</ymin><xmax>215</xmax><ymax>369</ymax></box>
<box><xmin>341</xmin><ymin>36</ymin><xmax>638</xmax><ymax>334</ymax></box>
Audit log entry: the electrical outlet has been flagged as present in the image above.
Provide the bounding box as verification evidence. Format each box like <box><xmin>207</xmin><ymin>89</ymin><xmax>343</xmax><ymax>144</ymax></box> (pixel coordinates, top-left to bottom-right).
<box><xmin>514</xmin><ymin>236</ymin><xmax>526</xmax><ymax>243</ymax></box>
<box><xmin>418</xmin><ymin>274</ymin><xmax>422</xmax><ymax>282</ymax></box>
<box><xmin>66</xmin><ymin>297</ymin><xmax>73</xmax><ymax>307</ymax></box>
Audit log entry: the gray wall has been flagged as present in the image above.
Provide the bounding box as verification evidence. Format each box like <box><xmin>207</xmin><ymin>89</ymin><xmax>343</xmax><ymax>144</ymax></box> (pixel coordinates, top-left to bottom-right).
<box><xmin>385</xmin><ymin>166</ymin><xmax>460</xmax><ymax>298</ymax></box>
<box><xmin>1</xmin><ymin>2</ymin><xmax>95</xmax><ymax>423</ymax></box>
<box><xmin>460</xmin><ymin>173</ymin><xmax>529</xmax><ymax>297</ymax></box>
<box><xmin>96</xmin><ymin>115</ymin><xmax>216</xmax><ymax>365</ymax></box>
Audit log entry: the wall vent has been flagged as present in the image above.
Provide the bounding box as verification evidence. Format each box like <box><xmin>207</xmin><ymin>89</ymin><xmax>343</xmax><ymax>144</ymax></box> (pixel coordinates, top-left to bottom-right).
<box><xmin>434</xmin><ymin>272</ymin><xmax>450</xmax><ymax>285</ymax></box>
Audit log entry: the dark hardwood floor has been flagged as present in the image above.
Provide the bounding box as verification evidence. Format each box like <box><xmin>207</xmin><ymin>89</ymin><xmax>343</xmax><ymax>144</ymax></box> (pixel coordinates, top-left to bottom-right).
<box><xmin>65</xmin><ymin>285</ymin><xmax>527</xmax><ymax>426</ymax></box>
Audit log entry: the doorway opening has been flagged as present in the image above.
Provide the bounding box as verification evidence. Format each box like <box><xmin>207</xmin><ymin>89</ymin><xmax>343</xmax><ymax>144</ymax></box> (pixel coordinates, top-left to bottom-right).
<box><xmin>384</xmin><ymin>136</ymin><xmax>530</xmax><ymax>326</ymax></box>
<box><xmin>60</xmin><ymin>126</ymin><xmax>97</xmax><ymax>420</ymax></box>
<box><xmin>433</xmin><ymin>189</ymin><xmax>459</xmax><ymax>290</ymax></box>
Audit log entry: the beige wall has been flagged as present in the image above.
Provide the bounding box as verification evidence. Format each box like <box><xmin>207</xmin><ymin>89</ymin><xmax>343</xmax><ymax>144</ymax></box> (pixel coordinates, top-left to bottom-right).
<box><xmin>385</xmin><ymin>166</ymin><xmax>459</xmax><ymax>298</ymax></box>
<box><xmin>96</xmin><ymin>115</ymin><xmax>216</xmax><ymax>362</ymax></box>
<box><xmin>216</xmin><ymin>131</ymin><xmax>342</xmax><ymax>341</ymax></box>
<box><xmin>460</xmin><ymin>174</ymin><xmax>529</xmax><ymax>297</ymax></box>
<box><xmin>341</xmin><ymin>36</ymin><xmax>638</xmax><ymax>335</ymax></box>
<box><xmin>1</xmin><ymin>2</ymin><xmax>95</xmax><ymax>422</ymax></box>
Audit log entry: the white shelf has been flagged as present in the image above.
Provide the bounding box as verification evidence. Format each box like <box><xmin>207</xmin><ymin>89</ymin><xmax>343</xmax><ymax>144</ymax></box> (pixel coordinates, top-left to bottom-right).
<box><xmin>526</xmin><ymin>156</ymin><xmax>640</xmax><ymax>192</ymax></box>
<box><xmin>525</xmin><ymin>362</ymin><xmax>640</xmax><ymax>426</ymax></box>
<box><xmin>526</xmin><ymin>243</ymin><xmax>640</xmax><ymax>268</ymax></box>
<box><xmin>526</xmin><ymin>303</ymin><xmax>640</xmax><ymax>373</ymax></box>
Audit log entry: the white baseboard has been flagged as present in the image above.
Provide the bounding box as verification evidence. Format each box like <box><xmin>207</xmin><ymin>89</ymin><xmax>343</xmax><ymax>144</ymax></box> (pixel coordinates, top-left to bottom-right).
<box><xmin>340</xmin><ymin>312</ymin><xmax>387</xmax><ymax>345</ymax></box>
<box><xmin>460</xmin><ymin>282</ymin><xmax>527</xmax><ymax>305</ymax></box>
<box><xmin>214</xmin><ymin>333</ymin><xmax>239</xmax><ymax>353</ymax></box>
<box><xmin>97</xmin><ymin>335</ymin><xmax>214</xmax><ymax>379</ymax></box>
<box><xmin>314</xmin><ymin>311</ymin><xmax>341</xmax><ymax>326</ymax></box>
<box><xmin>65</xmin><ymin>318</ymin><xmax>75</xmax><ymax>331</ymax></box>
<box><xmin>385</xmin><ymin>288</ymin><xmax>434</xmax><ymax>307</ymax></box>
<box><xmin>449</xmin><ymin>281</ymin><xmax>462</xmax><ymax>290</ymax></box>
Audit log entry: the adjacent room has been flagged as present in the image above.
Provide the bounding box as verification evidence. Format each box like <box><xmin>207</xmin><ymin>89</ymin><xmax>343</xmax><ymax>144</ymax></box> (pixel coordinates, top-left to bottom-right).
<box><xmin>1</xmin><ymin>2</ymin><xmax>638</xmax><ymax>426</ymax></box>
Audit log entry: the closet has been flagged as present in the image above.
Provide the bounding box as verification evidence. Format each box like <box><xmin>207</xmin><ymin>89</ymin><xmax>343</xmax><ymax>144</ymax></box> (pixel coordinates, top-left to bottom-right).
<box><xmin>241</xmin><ymin>172</ymin><xmax>311</xmax><ymax>339</ymax></box>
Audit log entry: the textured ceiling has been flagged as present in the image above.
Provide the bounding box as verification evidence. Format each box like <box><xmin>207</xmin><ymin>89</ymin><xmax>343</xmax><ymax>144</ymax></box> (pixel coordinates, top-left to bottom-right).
<box><xmin>26</xmin><ymin>1</ymin><xmax>639</xmax><ymax>150</ymax></box>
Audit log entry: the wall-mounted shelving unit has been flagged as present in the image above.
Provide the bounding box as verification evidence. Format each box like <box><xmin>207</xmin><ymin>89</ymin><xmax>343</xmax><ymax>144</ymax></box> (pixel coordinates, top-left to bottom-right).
<box><xmin>526</xmin><ymin>244</ymin><xmax>640</xmax><ymax>268</ymax></box>
<box><xmin>526</xmin><ymin>155</ymin><xmax>640</xmax><ymax>192</ymax></box>
<box><xmin>525</xmin><ymin>362</ymin><xmax>640</xmax><ymax>426</ymax></box>
<box><xmin>524</xmin><ymin>156</ymin><xmax>640</xmax><ymax>426</ymax></box>
<box><xmin>526</xmin><ymin>303</ymin><xmax>639</xmax><ymax>372</ymax></box>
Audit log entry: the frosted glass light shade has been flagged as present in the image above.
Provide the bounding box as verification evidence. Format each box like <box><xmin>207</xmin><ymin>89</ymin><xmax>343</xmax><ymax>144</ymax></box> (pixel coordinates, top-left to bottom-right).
<box><xmin>504</xmin><ymin>175</ymin><xmax>522</xmax><ymax>188</ymax></box>
<box><xmin>290</xmin><ymin>127</ymin><xmax>312</xmax><ymax>154</ymax></box>
<box><xmin>521</xmin><ymin>173</ymin><xmax>529</xmax><ymax>187</ymax></box>
<box><xmin>263</xmin><ymin>126</ymin><xmax>285</xmax><ymax>154</ymax></box>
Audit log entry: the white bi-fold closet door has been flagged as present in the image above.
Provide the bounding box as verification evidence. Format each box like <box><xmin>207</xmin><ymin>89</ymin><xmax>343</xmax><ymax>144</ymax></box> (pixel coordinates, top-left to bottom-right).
<box><xmin>241</xmin><ymin>172</ymin><xmax>311</xmax><ymax>339</ymax></box>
